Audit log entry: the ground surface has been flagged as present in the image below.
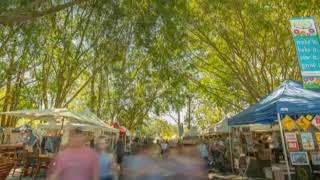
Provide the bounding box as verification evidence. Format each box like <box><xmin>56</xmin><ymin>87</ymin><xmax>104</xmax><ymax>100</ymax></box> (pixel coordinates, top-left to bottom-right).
<box><xmin>7</xmin><ymin>144</ymin><xmax>253</xmax><ymax>180</ymax></box>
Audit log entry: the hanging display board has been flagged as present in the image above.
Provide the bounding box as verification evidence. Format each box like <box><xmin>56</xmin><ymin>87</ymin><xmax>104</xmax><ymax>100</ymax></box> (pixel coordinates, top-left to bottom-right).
<box><xmin>296</xmin><ymin>116</ymin><xmax>311</xmax><ymax>131</ymax></box>
<box><xmin>300</xmin><ymin>132</ymin><xmax>315</xmax><ymax>150</ymax></box>
<box><xmin>285</xmin><ymin>132</ymin><xmax>300</xmax><ymax>151</ymax></box>
<box><xmin>282</xmin><ymin>115</ymin><xmax>296</xmax><ymax>131</ymax></box>
<box><xmin>290</xmin><ymin>17</ymin><xmax>320</xmax><ymax>89</ymax></box>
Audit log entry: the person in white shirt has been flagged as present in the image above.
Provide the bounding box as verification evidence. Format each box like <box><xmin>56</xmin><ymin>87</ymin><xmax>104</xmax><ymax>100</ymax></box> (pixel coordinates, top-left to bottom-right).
<box><xmin>197</xmin><ymin>139</ymin><xmax>209</xmax><ymax>168</ymax></box>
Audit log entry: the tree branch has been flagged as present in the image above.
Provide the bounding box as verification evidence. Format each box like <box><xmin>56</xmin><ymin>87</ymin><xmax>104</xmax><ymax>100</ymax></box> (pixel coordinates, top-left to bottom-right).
<box><xmin>0</xmin><ymin>0</ymin><xmax>87</xmax><ymax>25</ymax></box>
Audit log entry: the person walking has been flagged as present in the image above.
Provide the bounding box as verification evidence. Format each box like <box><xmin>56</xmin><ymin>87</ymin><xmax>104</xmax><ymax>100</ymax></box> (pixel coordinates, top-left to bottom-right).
<box><xmin>96</xmin><ymin>136</ymin><xmax>118</xmax><ymax>180</ymax></box>
<box><xmin>116</xmin><ymin>139</ymin><xmax>125</xmax><ymax>165</ymax></box>
<box><xmin>48</xmin><ymin>128</ymin><xmax>99</xmax><ymax>180</ymax></box>
<box><xmin>160</xmin><ymin>140</ymin><xmax>169</xmax><ymax>158</ymax></box>
<box><xmin>197</xmin><ymin>139</ymin><xmax>209</xmax><ymax>168</ymax></box>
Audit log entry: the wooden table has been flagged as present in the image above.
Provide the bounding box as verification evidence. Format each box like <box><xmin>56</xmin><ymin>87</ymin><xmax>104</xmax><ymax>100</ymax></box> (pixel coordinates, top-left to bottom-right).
<box><xmin>0</xmin><ymin>144</ymin><xmax>24</xmax><ymax>158</ymax></box>
<box><xmin>0</xmin><ymin>144</ymin><xmax>24</xmax><ymax>150</ymax></box>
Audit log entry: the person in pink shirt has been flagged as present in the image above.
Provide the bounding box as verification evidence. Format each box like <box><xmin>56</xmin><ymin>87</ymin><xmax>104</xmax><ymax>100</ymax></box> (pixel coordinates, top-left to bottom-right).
<box><xmin>48</xmin><ymin>128</ymin><xmax>99</xmax><ymax>180</ymax></box>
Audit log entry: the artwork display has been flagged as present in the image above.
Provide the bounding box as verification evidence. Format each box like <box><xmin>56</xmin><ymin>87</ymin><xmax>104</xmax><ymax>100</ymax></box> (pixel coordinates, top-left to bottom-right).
<box><xmin>315</xmin><ymin>132</ymin><xmax>320</xmax><ymax>147</ymax></box>
<box><xmin>282</xmin><ymin>115</ymin><xmax>296</xmax><ymax>131</ymax></box>
<box><xmin>312</xmin><ymin>116</ymin><xmax>320</xmax><ymax>130</ymax></box>
<box><xmin>311</xmin><ymin>151</ymin><xmax>320</xmax><ymax>165</ymax></box>
<box><xmin>296</xmin><ymin>116</ymin><xmax>311</xmax><ymax>131</ymax></box>
<box><xmin>290</xmin><ymin>151</ymin><xmax>309</xmax><ymax>165</ymax></box>
<box><xmin>285</xmin><ymin>132</ymin><xmax>299</xmax><ymax>151</ymax></box>
<box><xmin>301</xmin><ymin>132</ymin><xmax>315</xmax><ymax>150</ymax></box>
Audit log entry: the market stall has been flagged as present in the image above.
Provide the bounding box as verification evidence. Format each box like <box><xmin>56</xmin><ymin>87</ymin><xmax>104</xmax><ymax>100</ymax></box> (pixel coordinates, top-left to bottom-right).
<box><xmin>0</xmin><ymin>108</ymin><xmax>110</xmax><ymax>151</ymax></box>
<box><xmin>228</xmin><ymin>80</ymin><xmax>320</xmax><ymax>180</ymax></box>
<box><xmin>79</xmin><ymin>110</ymin><xmax>119</xmax><ymax>149</ymax></box>
<box><xmin>183</xmin><ymin>127</ymin><xmax>200</xmax><ymax>145</ymax></box>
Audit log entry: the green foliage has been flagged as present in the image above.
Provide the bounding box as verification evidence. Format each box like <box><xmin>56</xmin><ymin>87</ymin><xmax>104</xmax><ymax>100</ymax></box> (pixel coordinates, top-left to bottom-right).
<box><xmin>142</xmin><ymin>119</ymin><xmax>177</xmax><ymax>140</ymax></box>
<box><xmin>0</xmin><ymin>0</ymin><xmax>317</xmax><ymax>131</ymax></box>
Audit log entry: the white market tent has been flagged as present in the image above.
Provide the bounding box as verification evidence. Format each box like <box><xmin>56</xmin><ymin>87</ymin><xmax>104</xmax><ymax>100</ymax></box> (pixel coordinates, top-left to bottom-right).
<box><xmin>38</xmin><ymin>122</ymin><xmax>106</xmax><ymax>131</ymax></box>
<box><xmin>79</xmin><ymin>109</ymin><xmax>119</xmax><ymax>133</ymax></box>
<box><xmin>1</xmin><ymin>108</ymin><xmax>96</xmax><ymax>126</ymax></box>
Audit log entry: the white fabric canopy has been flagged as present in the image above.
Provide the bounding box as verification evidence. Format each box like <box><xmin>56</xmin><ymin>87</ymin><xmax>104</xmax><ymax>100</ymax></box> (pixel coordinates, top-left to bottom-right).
<box><xmin>79</xmin><ymin>109</ymin><xmax>119</xmax><ymax>133</ymax></box>
<box><xmin>1</xmin><ymin>108</ymin><xmax>100</xmax><ymax>127</ymax></box>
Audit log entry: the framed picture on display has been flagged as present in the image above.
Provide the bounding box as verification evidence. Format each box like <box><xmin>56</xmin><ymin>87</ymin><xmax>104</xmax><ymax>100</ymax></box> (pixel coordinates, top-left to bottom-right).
<box><xmin>311</xmin><ymin>151</ymin><xmax>320</xmax><ymax>165</ymax></box>
<box><xmin>300</xmin><ymin>132</ymin><xmax>315</xmax><ymax>150</ymax></box>
<box><xmin>290</xmin><ymin>151</ymin><xmax>309</xmax><ymax>166</ymax></box>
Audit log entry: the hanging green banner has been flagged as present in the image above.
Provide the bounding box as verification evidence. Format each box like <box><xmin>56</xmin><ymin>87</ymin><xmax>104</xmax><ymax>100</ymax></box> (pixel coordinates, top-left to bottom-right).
<box><xmin>290</xmin><ymin>17</ymin><xmax>320</xmax><ymax>88</ymax></box>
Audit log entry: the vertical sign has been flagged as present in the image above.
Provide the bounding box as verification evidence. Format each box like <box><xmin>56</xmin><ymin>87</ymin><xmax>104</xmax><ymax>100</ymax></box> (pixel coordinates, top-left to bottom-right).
<box><xmin>290</xmin><ymin>17</ymin><xmax>320</xmax><ymax>88</ymax></box>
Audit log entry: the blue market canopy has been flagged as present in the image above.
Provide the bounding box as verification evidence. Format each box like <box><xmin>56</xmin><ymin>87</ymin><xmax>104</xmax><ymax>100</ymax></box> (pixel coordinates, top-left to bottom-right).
<box><xmin>229</xmin><ymin>80</ymin><xmax>320</xmax><ymax>125</ymax></box>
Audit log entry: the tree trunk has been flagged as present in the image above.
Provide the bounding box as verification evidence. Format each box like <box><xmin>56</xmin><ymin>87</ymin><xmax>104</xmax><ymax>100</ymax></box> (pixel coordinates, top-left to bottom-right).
<box><xmin>177</xmin><ymin>109</ymin><xmax>182</xmax><ymax>138</ymax></box>
<box><xmin>1</xmin><ymin>59</ymin><xmax>15</xmax><ymax>127</ymax></box>
<box><xmin>187</xmin><ymin>95</ymin><xmax>191</xmax><ymax>130</ymax></box>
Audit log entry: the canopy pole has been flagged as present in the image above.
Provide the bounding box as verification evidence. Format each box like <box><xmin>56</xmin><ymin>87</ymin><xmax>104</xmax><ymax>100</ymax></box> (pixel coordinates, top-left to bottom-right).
<box><xmin>229</xmin><ymin>127</ymin><xmax>234</xmax><ymax>173</ymax></box>
<box><xmin>277</xmin><ymin>113</ymin><xmax>291</xmax><ymax>180</ymax></box>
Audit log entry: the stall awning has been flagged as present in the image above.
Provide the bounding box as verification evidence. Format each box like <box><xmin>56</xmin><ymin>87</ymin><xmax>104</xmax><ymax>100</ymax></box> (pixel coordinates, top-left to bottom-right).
<box><xmin>1</xmin><ymin>108</ymin><xmax>98</xmax><ymax>126</ymax></box>
<box><xmin>229</xmin><ymin>80</ymin><xmax>320</xmax><ymax>125</ymax></box>
<box><xmin>79</xmin><ymin>109</ymin><xmax>119</xmax><ymax>133</ymax></box>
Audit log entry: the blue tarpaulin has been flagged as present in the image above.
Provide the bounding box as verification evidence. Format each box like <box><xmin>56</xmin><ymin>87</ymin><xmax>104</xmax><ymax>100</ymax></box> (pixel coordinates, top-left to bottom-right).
<box><xmin>228</xmin><ymin>80</ymin><xmax>320</xmax><ymax>125</ymax></box>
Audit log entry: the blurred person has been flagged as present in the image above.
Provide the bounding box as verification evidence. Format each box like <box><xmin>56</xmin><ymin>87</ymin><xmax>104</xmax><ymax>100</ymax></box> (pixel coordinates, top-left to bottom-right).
<box><xmin>116</xmin><ymin>138</ymin><xmax>125</xmax><ymax>164</ymax></box>
<box><xmin>160</xmin><ymin>140</ymin><xmax>169</xmax><ymax>158</ymax></box>
<box><xmin>96</xmin><ymin>136</ymin><xmax>118</xmax><ymax>180</ymax></box>
<box><xmin>197</xmin><ymin>139</ymin><xmax>209</xmax><ymax>168</ymax></box>
<box><xmin>25</xmin><ymin>129</ymin><xmax>38</xmax><ymax>148</ymax></box>
<box><xmin>47</xmin><ymin>128</ymin><xmax>99</xmax><ymax>180</ymax></box>
<box><xmin>270</xmin><ymin>132</ymin><xmax>282</xmax><ymax>163</ymax></box>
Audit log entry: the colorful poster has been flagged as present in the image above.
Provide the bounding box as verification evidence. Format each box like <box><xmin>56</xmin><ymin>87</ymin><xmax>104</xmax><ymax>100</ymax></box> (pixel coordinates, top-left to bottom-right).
<box><xmin>285</xmin><ymin>132</ymin><xmax>299</xmax><ymax>151</ymax></box>
<box><xmin>285</xmin><ymin>132</ymin><xmax>298</xmax><ymax>142</ymax></box>
<box><xmin>290</xmin><ymin>17</ymin><xmax>320</xmax><ymax>88</ymax></box>
<box><xmin>315</xmin><ymin>132</ymin><xmax>320</xmax><ymax>147</ymax></box>
<box><xmin>301</xmin><ymin>132</ymin><xmax>315</xmax><ymax>150</ymax></box>
<box><xmin>282</xmin><ymin>115</ymin><xmax>295</xmax><ymax>131</ymax></box>
<box><xmin>288</xmin><ymin>142</ymin><xmax>300</xmax><ymax>151</ymax></box>
<box><xmin>312</xmin><ymin>115</ymin><xmax>320</xmax><ymax>130</ymax></box>
<box><xmin>290</xmin><ymin>151</ymin><xmax>309</xmax><ymax>165</ymax></box>
<box><xmin>296</xmin><ymin>116</ymin><xmax>311</xmax><ymax>131</ymax></box>
<box><xmin>311</xmin><ymin>151</ymin><xmax>320</xmax><ymax>165</ymax></box>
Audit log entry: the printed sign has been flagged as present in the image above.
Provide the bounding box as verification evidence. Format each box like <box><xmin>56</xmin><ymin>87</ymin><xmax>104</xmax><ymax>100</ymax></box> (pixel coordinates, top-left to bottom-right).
<box><xmin>282</xmin><ymin>115</ymin><xmax>295</xmax><ymax>131</ymax></box>
<box><xmin>290</xmin><ymin>151</ymin><xmax>309</xmax><ymax>165</ymax></box>
<box><xmin>285</xmin><ymin>132</ymin><xmax>298</xmax><ymax>142</ymax></box>
<box><xmin>312</xmin><ymin>115</ymin><xmax>320</xmax><ymax>130</ymax></box>
<box><xmin>288</xmin><ymin>142</ymin><xmax>300</xmax><ymax>151</ymax></box>
<box><xmin>296</xmin><ymin>116</ymin><xmax>311</xmax><ymax>131</ymax></box>
<box><xmin>301</xmin><ymin>132</ymin><xmax>315</xmax><ymax>150</ymax></box>
<box><xmin>285</xmin><ymin>132</ymin><xmax>299</xmax><ymax>151</ymax></box>
<box><xmin>311</xmin><ymin>151</ymin><xmax>320</xmax><ymax>165</ymax></box>
<box><xmin>290</xmin><ymin>17</ymin><xmax>320</xmax><ymax>89</ymax></box>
